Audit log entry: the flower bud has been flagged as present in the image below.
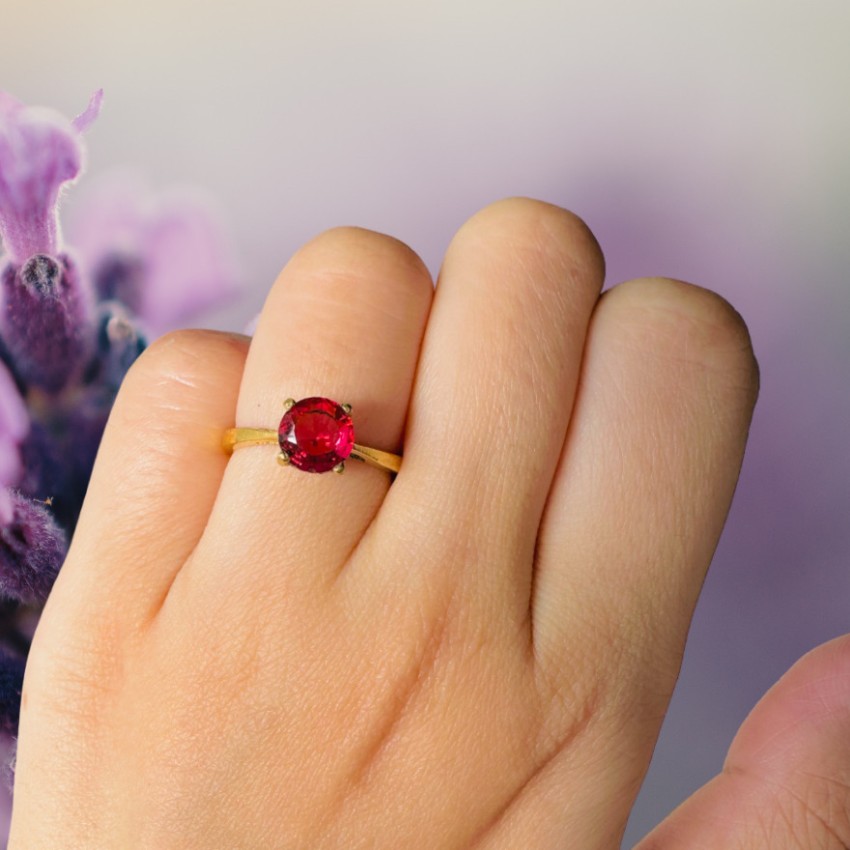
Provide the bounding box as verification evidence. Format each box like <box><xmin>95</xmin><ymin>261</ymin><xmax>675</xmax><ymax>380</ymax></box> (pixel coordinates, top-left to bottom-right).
<box><xmin>82</xmin><ymin>299</ymin><xmax>147</xmax><ymax>392</ymax></box>
<box><xmin>0</xmin><ymin>252</ymin><xmax>91</xmax><ymax>394</ymax></box>
<box><xmin>0</xmin><ymin>491</ymin><xmax>67</xmax><ymax>605</ymax></box>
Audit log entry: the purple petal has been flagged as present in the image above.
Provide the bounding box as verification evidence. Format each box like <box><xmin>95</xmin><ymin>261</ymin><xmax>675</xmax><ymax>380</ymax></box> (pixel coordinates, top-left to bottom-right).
<box><xmin>60</xmin><ymin>168</ymin><xmax>147</xmax><ymax>262</ymax></box>
<box><xmin>71</xmin><ymin>89</ymin><xmax>104</xmax><ymax>134</ymax></box>
<box><xmin>0</xmin><ymin>94</ymin><xmax>24</xmax><ymax>125</ymax></box>
<box><xmin>0</xmin><ymin>91</ymin><xmax>100</xmax><ymax>263</ymax></box>
<box><xmin>0</xmin><ymin>491</ymin><xmax>66</xmax><ymax>605</ymax></box>
<box><xmin>0</xmin><ymin>253</ymin><xmax>92</xmax><ymax>394</ymax></box>
<box><xmin>66</xmin><ymin>169</ymin><xmax>241</xmax><ymax>335</ymax></box>
<box><xmin>142</xmin><ymin>189</ymin><xmax>241</xmax><ymax>330</ymax></box>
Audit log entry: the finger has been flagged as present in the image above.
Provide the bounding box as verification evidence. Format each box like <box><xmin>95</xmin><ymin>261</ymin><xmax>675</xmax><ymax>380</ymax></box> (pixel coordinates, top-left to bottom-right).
<box><xmin>529</xmin><ymin>278</ymin><xmax>759</xmax><ymax>805</ymax></box>
<box><xmin>51</xmin><ymin>330</ymin><xmax>249</xmax><ymax>628</ymax></box>
<box><xmin>635</xmin><ymin>635</ymin><xmax>850</xmax><ymax>849</ymax></box>
<box><xmin>533</xmin><ymin>278</ymin><xmax>758</xmax><ymax>663</ymax></box>
<box><xmin>360</xmin><ymin>198</ymin><xmax>603</xmax><ymax>627</ymax></box>
<box><xmin>189</xmin><ymin>227</ymin><xmax>433</xmax><ymax>600</ymax></box>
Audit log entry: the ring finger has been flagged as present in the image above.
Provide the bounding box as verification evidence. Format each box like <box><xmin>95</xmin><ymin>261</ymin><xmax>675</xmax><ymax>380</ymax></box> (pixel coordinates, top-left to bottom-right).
<box><xmin>183</xmin><ymin>226</ymin><xmax>433</xmax><ymax>603</ymax></box>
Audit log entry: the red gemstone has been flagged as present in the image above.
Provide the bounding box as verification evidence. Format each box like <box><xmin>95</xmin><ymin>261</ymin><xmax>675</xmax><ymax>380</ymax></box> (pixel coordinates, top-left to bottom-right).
<box><xmin>278</xmin><ymin>397</ymin><xmax>354</xmax><ymax>473</ymax></box>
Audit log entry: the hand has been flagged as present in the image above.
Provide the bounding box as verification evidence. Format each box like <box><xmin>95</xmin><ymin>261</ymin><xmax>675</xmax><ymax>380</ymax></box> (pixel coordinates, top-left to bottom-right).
<box><xmin>5</xmin><ymin>197</ymin><xmax>827</xmax><ymax>849</ymax></box>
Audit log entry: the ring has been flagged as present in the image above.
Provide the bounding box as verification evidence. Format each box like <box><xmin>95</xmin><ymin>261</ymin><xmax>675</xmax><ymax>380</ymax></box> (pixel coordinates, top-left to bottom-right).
<box><xmin>221</xmin><ymin>396</ymin><xmax>402</xmax><ymax>475</ymax></box>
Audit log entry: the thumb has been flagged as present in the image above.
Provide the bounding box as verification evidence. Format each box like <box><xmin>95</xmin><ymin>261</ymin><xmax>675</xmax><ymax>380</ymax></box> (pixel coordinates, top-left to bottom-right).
<box><xmin>636</xmin><ymin>634</ymin><xmax>850</xmax><ymax>849</ymax></box>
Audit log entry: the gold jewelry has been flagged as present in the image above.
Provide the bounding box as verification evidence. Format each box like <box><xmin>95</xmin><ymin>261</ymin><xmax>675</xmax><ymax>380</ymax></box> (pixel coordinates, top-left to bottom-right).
<box><xmin>222</xmin><ymin>396</ymin><xmax>401</xmax><ymax>475</ymax></box>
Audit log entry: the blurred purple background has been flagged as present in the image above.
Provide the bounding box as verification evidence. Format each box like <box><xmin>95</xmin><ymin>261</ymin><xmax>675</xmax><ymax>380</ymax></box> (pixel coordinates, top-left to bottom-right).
<box><xmin>3</xmin><ymin>1</ymin><xmax>849</xmax><ymax>845</ymax></box>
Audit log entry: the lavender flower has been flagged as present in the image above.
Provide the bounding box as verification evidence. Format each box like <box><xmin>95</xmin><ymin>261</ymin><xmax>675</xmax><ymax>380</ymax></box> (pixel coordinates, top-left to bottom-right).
<box><xmin>0</xmin><ymin>91</ymin><xmax>102</xmax><ymax>395</ymax></box>
<box><xmin>0</xmin><ymin>89</ymin><xmax>100</xmax><ymax>264</ymax></box>
<box><xmin>0</xmin><ymin>87</ymin><xmax>242</xmax><ymax>777</ymax></box>
<box><xmin>83</xmin><ymin>299</ymin><xmax>147</xmax><ymax>390</ymax></box>
<box><xmin>0</xmin><ymin>491</ymin><xmax>66</xmax><ymax>605</ymax></box>
<box><xmin>0</xmin><ymin>252</ymin><xmax>91</xmax><ymax>394</ymax></box>
<box><xmin>66</xmin><ymin>168</ymin><xmax>241</xmax><ymax>335</ymax></box>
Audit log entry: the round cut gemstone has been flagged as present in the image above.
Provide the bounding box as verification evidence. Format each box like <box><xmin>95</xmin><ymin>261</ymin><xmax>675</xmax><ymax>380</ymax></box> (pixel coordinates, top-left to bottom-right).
<box><xmin>278</xmin><ymin>397</ymin><xmax>354</xmax><ymax>473</ymax></box>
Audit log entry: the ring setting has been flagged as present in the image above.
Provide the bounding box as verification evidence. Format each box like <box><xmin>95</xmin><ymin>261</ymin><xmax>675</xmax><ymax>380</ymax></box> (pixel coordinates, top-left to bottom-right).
<box><xmin>221</xmin><ymin>396</ymin><xmax>402</xmax><ymax>475</ymax></box>
<box><xmin>278</xmin><ymin>396</ymin><xmax>353</xmax><ymax>473</ymax></box>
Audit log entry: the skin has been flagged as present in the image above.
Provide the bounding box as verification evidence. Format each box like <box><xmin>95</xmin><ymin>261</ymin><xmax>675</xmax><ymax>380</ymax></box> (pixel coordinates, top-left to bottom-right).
<box><xmin>6</xmin><ymin>198</ymin><xmax>848</xmax><ymax>848</ymax></box>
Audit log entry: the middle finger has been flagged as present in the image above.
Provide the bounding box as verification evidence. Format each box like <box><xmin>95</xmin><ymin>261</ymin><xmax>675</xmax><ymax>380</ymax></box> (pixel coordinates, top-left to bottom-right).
<box><xmin>351</xmin><ymin>198</ymin><xmax>605</xmax><ymax>631</ymax></box>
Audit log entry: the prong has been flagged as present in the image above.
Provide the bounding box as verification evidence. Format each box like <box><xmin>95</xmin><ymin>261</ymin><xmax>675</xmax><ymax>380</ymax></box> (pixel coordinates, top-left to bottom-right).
<box><xmin>333</xmin><ymin>461</ymin><xmax>345</xmax><ymax>474</ymax></box>
<box><xmin>277</xmin><ymin>451</ymin><xmax>291</xmax><ymax>466</ymax></box>
<box><xmin>341</xmin><ymin>403</ymin><xmax>352</xmax><ymax>414</ymax></box>
<box><xmin>283</xmin><ymin>398</ymin><xmax>296</xmax><ymax>411</ymax></box>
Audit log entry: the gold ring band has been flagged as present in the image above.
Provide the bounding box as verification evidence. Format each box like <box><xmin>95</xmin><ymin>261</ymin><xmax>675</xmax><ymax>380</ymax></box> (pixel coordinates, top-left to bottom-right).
<box><xmin>222</xmin><ymin>427</ymin><xmax>401</xmax><ymax>474</ymax></box>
